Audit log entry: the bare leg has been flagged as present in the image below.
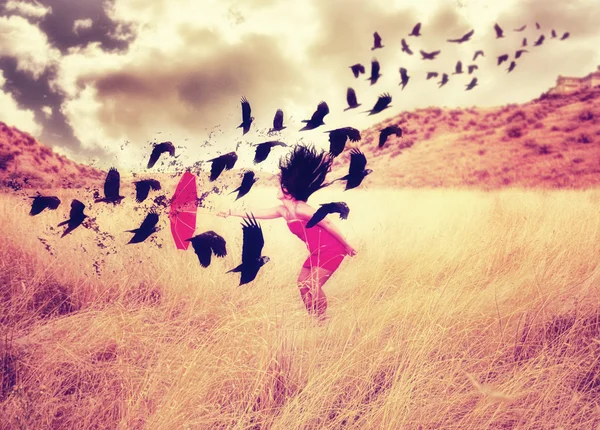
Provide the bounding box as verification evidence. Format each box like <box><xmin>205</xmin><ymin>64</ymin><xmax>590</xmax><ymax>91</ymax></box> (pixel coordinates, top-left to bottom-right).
<box><xmin>297</xmin><ymin>266</ymin><xmax>334</xmax><ymax>319</ymax></box>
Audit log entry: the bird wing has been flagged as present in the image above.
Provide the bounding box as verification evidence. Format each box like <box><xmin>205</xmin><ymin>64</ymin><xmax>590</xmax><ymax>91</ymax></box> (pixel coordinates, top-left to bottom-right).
<box><xmin>134</xmin><ymin>181</ymin><xmax>150</xmax><ymax>202</ymax></box>
<box><xmin>205</xmin><ymin>231</ymin><xmax>227</xmax><ymax>258</ymax></box>
<box><xmin>241</xmin><ymin>214</ymin><xmax>264</xmax><ymax>263</ymax></box>
<box><xmin>254</xmin><ymin>144</ymin><xmax>269</xmax><ymax>163</ymax></box>
<box><xmin>379</xmin><ymin>129</ymin><xmax>391</xmax><ymax>147</ymax></box>
<box><xmin>372</xmin><ymin>93</ymin><xmax>391</xmax><ymax>112</ymax></box>
<box><xmin>371</xmin><ymin>59</ymin><xmax>380</xmax><ymax>77</ymax></box>
<box><xmin>373</xmin><ymin>32</ymin><xmax>381</xmax><ymax>45</ymax></box>
<box><xmin>225</xmin><ymin>152</ymin><xmax>238</xmax><ymax>170</ymax></box>
<box><xmin>310</xmin><ymin>101</ymin><xmax>329</xmax><ymax>123</ymax></box>
<box><xmin>400</xmin><ymin>68</ymin><xmax>407</xmax><ymax>79</ymax></box>
<box><xmin>494</xmin><ymin>23</ymin><xmax>503</xmax><ymax>36</ymax></box>
<box><xmin>70</xmin><ymin>199</ymin><xmax>86</xmax><ymax>217</ymax></box>
<box><xmin>104</xmin><ymin>167</ymin><xmax>121</xmax><ymax>199</ymax></box>
<box><xmin>241</xmin><ymin>97</ymin><xmax>251</xmax><ymax>122</ymax></box>
<box><xmin>162</xmin><ymin>141</ymin><xmax>175</xmax><ymax>157</ymax></box>
<box><xmin>139</xmin><ymin>212</ymin><xmax>159</xmax><ymax>231</ymax></box>
<box><xmin>148</xmin><ymin>179</ymin><xmax>161</xmax><ymax>190</ymax></box>
<box><xmin>333</xmin><ymin>202</ymin><xmax>350</xmax><ymax>219</ymax></box>
<box><xmin>273</xmin><ymin>109</ymin><xmax>283</xmax><ymax>129</ymax></box>
<box><xmin>464</xmin><ymin>29</ymin><xmax>474</xmax><ymax>39</ymax></box>
<box><xmin>427</xmin><ymin>72</ymin><xmax>438</xmax><ymax>79</ymax></box>
<box><xmin>412</xmin><ymin>23</ymin><xmax>421</xmax><ymax>34</ymax></box>
<box><xmin>306</xmin><ymin>206</ymin><xmax>328</xmax><ymax>228</ymax></box>
<box><xmin>147</xmin><ymin>145</ymin><xmax>161</xmax><ymax>168</ymax></box>
<box><xmin>349</xmin><ymin>149</ymin><xmax>367</xmax><ymax>175</ymax></box>
<box><xmin>347</xmin><ymin>87</ymin><xmax>358</xmax><ymax>106</ymax></box>
<box><xmin>345</xmin><ymin>127</ymin><xmax>361</xmax><ymax>142</ymax></box>
<box><xmin>189</xmin><ymin>235</ymin><xmax>213</xmax><ymax>267</ymax></box>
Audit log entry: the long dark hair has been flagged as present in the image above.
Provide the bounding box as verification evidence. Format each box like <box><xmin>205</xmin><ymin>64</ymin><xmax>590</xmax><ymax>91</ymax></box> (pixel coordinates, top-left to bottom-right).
<box><xmin>278</xmin><ymin>144</ymin><xmax>334</xmax><ymax>202</ymax></box>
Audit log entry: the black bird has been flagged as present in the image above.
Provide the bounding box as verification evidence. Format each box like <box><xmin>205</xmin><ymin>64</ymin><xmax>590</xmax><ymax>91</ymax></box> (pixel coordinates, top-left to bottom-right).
<box><xmin>467</xmin><ymin>64</ymin><xmax>478</xmax><ymax>74</ymax></box>
<box><xmin>497</xmin><ymin>54</ymin><xmax>509</xmax><ymax>65</ymax></box>
<box><xmin>536</xmin><ymin>22</ymin><xmax>541</xmax><ymax>30</ymax></box>
<box><xmin>515</xmin><ymin>49</ymin><xmax>528</xmax><ymax>59</ymax></box>
<box><xmin>560</xmin><ymin>32</ymin><xmax>570</xmax><ymax>40</ymax></box>
<box><xmin>147</xmin><ymin>141</ymin><xmax>175</xmax><ymax>168</ymax></box>
<box><xmin>95</xmin><ymin>168</ymin><xmax>124</xmax><ymax>204</ymax></box>
<box><xmin>268</xmin><ymin>109</ymin><xmax>286</xmax><ymax>133</ymax></box>
<box><xmin>306</xmin><ymin>202</ymin><xmax>350</xmax><ymax>228</ymax></box>
<box><xmin>299</xmin><ymin>101</ymin><xmax>329</xmax><ymax>131</ymax></box>
<box><xmin>372</xmin><ymin>31</ymin><xmax>384</xmax><ymax>50</ymax></box>
<box><xmin>186</xmin><ymin>231</ymin><xmax>227</xmax><ymax>268</ymax></box>
<box><xmin>29</xmin><ymin>195</ymin><xmax>60</xmax><ymax>216</ymax></box>
<box><xmin>473</xmin><ymin>50</ymin><xmax>484</xmax><ymax>61</ymax></box>
<box><xmin>507</xmin><ymin>61</ymin><xmax>517</xmax><ymax>73</ymax></box>
<box><xmin>207</xmin><ymin>151</ymin><xmax>238</xmax><ymax>181</ymax></box>
<box><xmin>58</xmin><ymin>199</ymin><xmax>87</xmax><ymax>238</ymax></box>
<box><xmin>409</xmin><ymin>23</ymin><xmax>421</xmax><ymax>36</ymax></box>
<box><xmin>551</xmin><ymin>29</ymin><xmax>557</xmax><ymax>38</ymax></box>
<box><xmin>534</xmin><ymin>35</ymin><xmax>545</xmax><ymax>46</ymax></box>
<box><xmin>126</xmin><ymin>211</ymin><xmax>159</xmax><ymax>244</ymax></box>
<box><xmin>350</xmin><ymin>63</ymin><xmax>365</xmax><ymax>78</ymax></box>
<box><xmin>465</xmin><ymin>77</ymin><xmax>478</xmax><ymax>91</ymax></box>
<box><xmin>453</xmin><ymin>61</ymin><xmax>463</xmax><ymax>74</ymax></box>
<box><xmin>365</xmin><ymin>93</ymin><xmax>392</xmax><ymax>115</ymax></box>
<box><xmin>367</xmin><ymin>58</ymin><xmax>382</xmax><ymax>85</ymax></box>
<box><xmin>227</xmin><ymin>214</ymin><xmax>270</xmax><ymax>286</ymax></box>
<box><xmin>494</xmin><ymin>23</ymin><xmax>504</xmax><ymax>38</ymax></box>
<box><xmin>401</xmin><ymin>38</ymin><xmax>413</xmax><ymax>55</ymax></box>
<box><xmin>237</xmin><ymin>96</ymin><xmax>254</xmax><ymax>135</ymax></box>
<box><xmin>325</xmin><ymin>127</ymin><xmax>361</xmax><ymax>157</ymax></box>
<box><xmin>514</xmin><ymin>25</ymin><xmax>527</xmax><ymax>32</ymax></box>
<box><xmin>399</xmin><ymin>67</ymin><xmax>409</xmax><ymax>89</ymax></box>
<box><xmin>426</xmin><ymin>71</ymin><xmax>439</xmax><ymax>80</ymax></box>
<box><xmin>344</xmin><ymin>87</ymin><xmax>361</xmax><ymax>111</ymax></box>
<box><xmin>522</xmin><ymin>37</ymin><xmax>527</xmax><ymax>47</ymax></box>
<box><xmin>230</xmin><ymin>171</ymin><xmax>257</xmax><ymax>201</ymax></box>
<box><xmin>337</xmin><ymin>149</ymin><xmax>372</xmax><ymax>190</ymax></box>
<box><xmin>438</xmin><ymin>73</ymin><xmax>449</xmax><ymax>88</ymax></box>
<box><xmin>379</xmin><ymin>125</ymin><xmax>402</xmax><ymax>148</ymax></box>
<box><xmin>420</xmin><ymin>50</ymin><xmax>441</xmax><ymax>60</ymax></box>
<box><xmin>134</xmin><ymin>179</ymin><xmax>161</xmax><ymax>203</ymax></box>
<box><xmin>447</xmin><ymin>29</ymin><xmax>474</xmax><ymax>43</ymax></box>
<box><xmin>253</xmin><ymin>141</ymin><xmax>287</xmax><ymax>164</ymax></box>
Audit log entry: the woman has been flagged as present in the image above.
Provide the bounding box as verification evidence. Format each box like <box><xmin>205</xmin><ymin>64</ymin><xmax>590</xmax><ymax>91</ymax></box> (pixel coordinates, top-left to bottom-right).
<box><xmin>217</xmin><ymin>144</ymin><xmax>357</xmax><ymax>320</ymax></box>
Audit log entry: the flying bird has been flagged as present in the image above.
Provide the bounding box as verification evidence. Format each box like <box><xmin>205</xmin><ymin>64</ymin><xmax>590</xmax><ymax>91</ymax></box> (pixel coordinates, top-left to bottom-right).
<box><xmin>447</xmin><ymin>29</ymin><xmax>474</xmax><ymax>43</ymax></box>
<box><xmin>465</xmin><ymin>77</ymin><xmax>478</xmax><ymax>91</ymax></box>
<box><xmin>227</xmin><ymin>214</ymin><xmax>270</xmax><ymax>286</ymax></box>
<box><xmin>306</xmin><ymin>202</ymin><xmax>350</xmax><ymax>228</ymax></box>
<box><xmin>372</xmin><ymin>32</ymin><xmax>383</xmax><ymax>49</ymax></box>
<box><xmin>494</xmin><ymin>23</ymin><xmax>504</xmax><ymax>38</ymax></box>
<box><xmin>207</xmin><ymin>152</ymin><xmax>238</xmax><ymax>181</ymax></box>
<box><xmin>409</xmin><ymin>23</ymin><xmax>422</xmax><ymax>36</ymax></box>
<box><xmin>29</xmin><ymin>195</ymin><xmax>60</xmax><ymax>216</ymax></box>
<box><xmin>253</xmin><ymin>141</ymin><xmax>287</xmax><ymax>164</ymax></box>
<box><xmin>230</xmin><ymin>171</ymin><xmax>257</xmax><ymax>201</ymax></box>
<box><xmin>467</xmin><ymin>64</ymin><xmax>478</xmax><ymax>74</ymax></box>
<box><xmin>268</xmin><ymin>109</ymin><xmax>286</xmax><ymax>133</ymax></box>
<box><xmin>515</xmin><ymin>49</ymin><xmax>528</xmax><ymax>59</ymax></box>
<box><xmin>453</xmin><ymin>61</ymin><xmax>463</xmax><ymax>74</ymax></box>
<box><xmin>147</xmin><ymin>141</ymin><xmax>175</xmax><ymax>168</ymax></box>
<box><xmin>551</xmin><ymin>29</ymin><xmax>557</xmax><ymax>38</ymax></box>
<box><xmin>299</xmin><ymin>101</ymin><xmax>329</xmax><ymax>131</ymax></box>
<box><xmin>134</xmin><ymin>179</ymin><xmax>161</xmax><ymax>203</ymax></box>
<box><xmin>367</xmin><ymin>58</ymin><xmax>382</xmax><ymax>85</ymax></box>
<box><xmin>536</xmin><ymin>22</ymin><xmax>541</xmax><ymax>30</ymax></box>
<box><xmin>534</xmin><ymin>35</ymin><xmax>545</xmax><ymax>46</ymax></box>
<box><xmin>426</xmin><ymin>71</ymin><xmax>439</xmax><ymax>80</ymax></box>
<box><xmin>497</xmin><ymin>54</ymin><xmax>509</xmax><ymax>65</ymax></box>
<box><xmin>325</xmin><ymin>127</ymin><xmax>361</xmax><ymax>157</ymax></box>
<box><xmin>560</xmin><ymin>32</ymin><xmax>570</xmax><ymax>40</ymax></box>
<box><xmin>58</xmin><ymin>199</ymin><xmax>87</xmax><ymax>238</ymax></box>
<box><xmin>522</xmin><ymin>37</ymin><xmax>527</xmax><ymax>47</ymax></box>
<box><xmin>401</xmin><ymin>38</ymin><xmax>413</xmax><ymax>55</ymax></box>
<box><xmin>365</xmin><ymin>93</ymin><xmax>392</xmax><ymax>115</ymax></box>
<box><xmin>379</xmin><ymin>125</ymin><xmax>402</xmax><ymax>148</ymax></box>
<box><xmin>399</xmin><ymin>67</ymin><xmax>410</xmax><ymax>89</ymax></box>
<box><xmin>514</xmin><ymin>25</ymin><xmax>527</xmax><ymax>32</ymax></box>
<box><xmin>473</xmin><ymin>50</ymin><xmax>484</xmax><ymax>61</ymax></box>
<box><xmin>344</xmin><ymin>87</ymin><xmax>361</xmax><ymax>111</ymax></box>
<box><xmin>237</xmin><ymin>96</ymin><xmax>254</xmax><ymax>135</ymax></box>
<box><xmin>127</xmin><ymin>212</ymin><xmax>159</xmax><ymax>244</ymax></box>
<box><xmin>420</xmin><ymin>50</ymin><xmax>441</xmax><ymax>60</ymax></box>
<box><xmin>95</xmin><ymin>168</ymin><xmax>124</xmax><ymax>204</ymax></box>
<box><xmin>337</xmin><ymin>149</ymin><xmax>373</xmax><ymax>191</ymax></box>
<box><xmin>186</xmin><ymin>231</ymin><xmax>227</xmax><ymax>268</ymax></box>
<box><xmin>507</xmin><ymin>61</ymin><xmax>517</xmax><ymax>73</ymax></box>
<box><xmin>350</xmin><ymin>63</ymin><xmax>365</xmax><ymax>78</ymax></box>
<box><xmin>438</xmin><ymin>73</ymin><xmax>449</xmax><ymax>88</ymax></box>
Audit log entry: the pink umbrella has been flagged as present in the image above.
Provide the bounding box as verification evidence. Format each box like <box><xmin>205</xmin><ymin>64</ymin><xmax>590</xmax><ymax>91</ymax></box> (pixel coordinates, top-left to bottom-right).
<box><xmin>169</xmin><ymin>171</ymin><xmax>198</xmax><ymax>250</ymax></box>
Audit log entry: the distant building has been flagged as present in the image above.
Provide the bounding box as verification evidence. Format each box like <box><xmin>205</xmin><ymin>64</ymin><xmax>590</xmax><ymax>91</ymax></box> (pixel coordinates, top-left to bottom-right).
<box><xmin>548</xmin><ymin>65</ymin><xmax>600</xmax><ymax>94</ymax></box>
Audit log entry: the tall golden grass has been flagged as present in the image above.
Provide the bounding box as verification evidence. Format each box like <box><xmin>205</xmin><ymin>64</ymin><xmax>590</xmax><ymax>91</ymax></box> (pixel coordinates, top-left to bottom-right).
<box><xmin>2</xmin><ymin>186</ymin><xmax>600</xmax><ymax>429</ymax></box>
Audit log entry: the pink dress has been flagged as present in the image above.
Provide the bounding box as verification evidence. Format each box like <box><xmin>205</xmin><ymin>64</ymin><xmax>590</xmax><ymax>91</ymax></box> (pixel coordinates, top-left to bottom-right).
<box><xmin>286</xmin><ymin>219</ymin><xmax>347</xmax><ymax>272</ymax></box>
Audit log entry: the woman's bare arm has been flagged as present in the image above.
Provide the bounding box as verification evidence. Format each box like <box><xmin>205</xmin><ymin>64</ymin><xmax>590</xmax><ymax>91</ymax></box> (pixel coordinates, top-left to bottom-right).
<box><xmin>217</xmin><ymin>206</ymin><xmax>283</xmax><ymax>220</ymax></box>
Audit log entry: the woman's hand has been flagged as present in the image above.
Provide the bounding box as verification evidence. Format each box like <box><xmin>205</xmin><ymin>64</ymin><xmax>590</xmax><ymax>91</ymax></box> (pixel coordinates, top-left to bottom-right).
<box><xmin>216</xmin><ymin>210</ymin><xmax>229</xmax><ymax>218</ymax></box>
<box><xmin>344</xmin><ymin>244</ymin><xmax>358</xmax><ymax>257</ymax></box>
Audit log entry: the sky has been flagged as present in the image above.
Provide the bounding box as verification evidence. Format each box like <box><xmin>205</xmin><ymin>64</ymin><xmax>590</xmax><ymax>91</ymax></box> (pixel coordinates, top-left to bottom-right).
<box><xmin>1</xmin><ymin>0</ymin><xmax>600</xmax><ymax>174</ymax></box>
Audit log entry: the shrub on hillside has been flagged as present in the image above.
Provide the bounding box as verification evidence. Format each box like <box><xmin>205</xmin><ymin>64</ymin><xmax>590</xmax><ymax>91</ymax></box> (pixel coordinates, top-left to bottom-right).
<box><xmin>523</xmin><ymin>139</ymin><xmax>538</xmax><ymax>149</ymax></box>
<box><xmin>579</xmin><ymin>111</ymin><xmax>594</xmax><ymax>121</ymax></box>
<box><xmin>563</xmin><ymin>123</ymin><xmax>579</xmax><ymax>133</ymax></box>
<box><xmin>577</xmin><ymin>133</ymin><xmax>594</xmax><ymax>144</ymax></box>
<box><xmin>539</xmin><ymin>144</ymin><xmax>551</xmax><ymax>155</ymax></box>
<box><xmin>398</xmin><ymin>138</ymin><xmax>415</xmax><ymax>150</ymax></box>
<box><xmin>506</xmin><ymin>126</ymin><xmax>524</xmax><ymax>139</ymax></box>
<box><xmin>507</xmin><ymin>110</ymin><xmax>527</xmax><ymax>123</ymax></box>
<box><xmin>0</xmin><ymin>152</ymin><xmax>15</xmax><ymax>171</ymax></box>
<box><xmin>533</xmin><ymin>122</ymin><xmax>544</xmax><ymax>129</ymax></box>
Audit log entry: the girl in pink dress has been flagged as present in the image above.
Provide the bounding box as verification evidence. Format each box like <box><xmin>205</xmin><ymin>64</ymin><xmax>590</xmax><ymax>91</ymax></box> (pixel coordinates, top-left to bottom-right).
<box><xmin>217</xmin><ymin>144</ymin><xmax>357</xmax><ymax>320</ymax></box>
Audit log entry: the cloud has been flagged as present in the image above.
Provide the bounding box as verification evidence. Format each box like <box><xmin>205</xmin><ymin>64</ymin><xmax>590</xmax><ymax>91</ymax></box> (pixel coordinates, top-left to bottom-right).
<box><xmin>73</xmin><ymin>18</ymin><xmax>93</xmax><ymax>34</ymax></box>
<box><xmin>41</xmin><ymin>105</ymin><xmax>52</xmax><ymax>117</ymax></box>
<box><xmin>3</xmin><ymin>0</ymin><xmax>51</xmax><ymax>19</ymax></box>
<box><xmin>0</xmin><ymin>70</ymin><xmax>41</xmax><ymax>134</ymax></box>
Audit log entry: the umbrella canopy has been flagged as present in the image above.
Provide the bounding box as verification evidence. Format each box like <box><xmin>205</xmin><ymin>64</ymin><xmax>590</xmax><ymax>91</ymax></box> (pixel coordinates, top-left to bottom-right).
<box><xmin>169</xmin><ymin>171</ymin><xmax>198</xmax><ymax>250</ymax></box>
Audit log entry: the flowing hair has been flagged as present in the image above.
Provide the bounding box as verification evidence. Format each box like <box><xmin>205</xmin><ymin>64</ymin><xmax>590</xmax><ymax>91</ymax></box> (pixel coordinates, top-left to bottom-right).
<box><xmin>278</xmin><ymin>144</ymin><xmax>334</xmax><ymax>202</ymax></box>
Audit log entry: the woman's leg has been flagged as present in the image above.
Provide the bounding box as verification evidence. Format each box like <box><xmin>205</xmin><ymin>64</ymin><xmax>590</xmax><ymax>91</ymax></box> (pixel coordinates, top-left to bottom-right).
<box><xmin>297</xmin><ymin>266</ymin><xmax>334</xmax><ymax>318</ymax></box>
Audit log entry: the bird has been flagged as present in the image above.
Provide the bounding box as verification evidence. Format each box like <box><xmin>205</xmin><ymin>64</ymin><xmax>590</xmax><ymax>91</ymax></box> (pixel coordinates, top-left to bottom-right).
<box><xmin>95</xmin><ymin>168</ymin><xmax>124</xmax><ymax>204</ymax></box>
<box><xmin>227</xmin><ymin>214</ymin><xmax>270</xmax><ymax>286</ymax></box>
<box><xmin>426</xmin><ymin>71</ymin><xmax>439</xmax><ymax>80</ymax></box>
<box><xmin>465</xmin><ymin>77</ymin><xmax>478</xmax><ymax>90</ymax></box>
<box><xmin>207</xmin><ymin>152</ymin><xmax>238</xmax><ymax>181</ymax></box>
<box><xmin>365</xmin><ymin>93</ymin><xmax>392</xmax><ymax>115</ymax></box>
<box><xmin>344</xmin><ymin>87</ymin><xmax>361</xmax><ymax>111</ymax></box>
<box><xmin>372</xmin><ymin>31</ymin><xmax>384</xmax><ymax>49</ymax></box>
<box><xmin>473</xmin><ymin>50</ymin><xmax>484</xmax><ymax>61</ymax></box>
<box><xmin>551</xmin><ymin>29</ymin><xmax>557</xmax><ymax>38</ymax></box>
<box><xmin>494</xmin><ymin>23</ymin><xmax>504</xmax><ymax>38</ymax></box>
<box><xmin>536</xmin><ymin>22</ymin><xmax>541</xmax><ymax>30</ymax></box>
<box><xmin>453</xmin><ymin>61</ymin><xmax>463</xmax><ymax>74</ymax></box>
<box><xmin>268</xmin><ymin>109</ymin><xmax>286</xmax><ymax>133</ymax></box>
<box><xmin>133</xmin><ymin>179</ymin><xmax>161</xmax><ymax>203</ymax></box>
<box><xmin>514</xmin><ymin>25</ymin><xmax>527</xmax><ymax>32</ymax></box>
<box><xmin>522</xmin><ymin>37</ymin><xmax>527</xmax><ymax>47</ymax></box>
<box><xmin>299</xmin><ymin>101</ymin><xmax>329</xmax><ymax>131</ymax></box>
<box><xmin>367</xmin><ymin>58</ymin><xmax>382</xmax><ymax>85</ymax></box>
<box><xmin>306</xmin><ymin>202</ymin><xmax>350</xmax><ymax>228</ymax></box>
<box><xmin>515</xmin><ymin>49</ymin><xmax>528</xmax><ymax>59</ymax></box>
<box><xmin>237</xmin><ymin>96</ymin><xmax>254</xmax><ymax>135</ymax></box>
<box><xmin>560</xmin><ymin>32</ymin><xmax>570</xmax><ymax>40</ymax></box>
<box><xmin>126</xmin><ymin>211</ymin><xmax>159</xmax><ymax>244</ymax></box>
<box><xmin>325</xmin><ymin>127</ymin><xmax>361</xmax><ymax>157</ymax></box>
<box><xmin>147</xmin><ymin>141</ymin><xmax>175</xmax><ymax>168</ymax></box>
<box><xmin>420</xmin><ymin>50</ymin><xmax>441</xmax><ymax>60</ymax></box>
<box><xmin>497</xmin><ymin>54</ymin><xmax>509</xmax><ymax>65</ymax></box>
<box><xmin>507</xmin><ymin>61</ymin><xmax>517</xmax><ymax>73</ymax></box>
<box><xmin>336</xmin><ymin>149</ymin><xmax>373</xmax><ymax>191</ymax></box>
<box><xmin>186</xmin><ymin>231</ymin><xmax>227</xmax><ymax>268</ymax></box>
<box><xmin>438</xmin><ymin>73</ymin><xmax>449</xmax><ymax>88</ymax></box>
<box><xmin>230</xmin><ymin>171</ymin><xmax>257</xmax><ymax>201</ymax></box>
<box><xmin>467</xmin><ymin>64</ymin><xmax>478</xmax><ymax>74</ymax></box>
<box><xmin>253</xmin><ymin>141</ymin><xmax>287</xmax><ymax>164</ymax></box>
<box><xmin>409</xmin><ymin>23</ymin><xmax>421</xmax><ymax>36</ymax></box>
<box><xmin>401</xmin><ymin>38</ymin><xmax>413</xmax><ymax>55</ymax></box>
<box><xmin>447</xmin><ymin>29</ymin><xmax>474</xmax><ymax>43</ymax></box>
<box><xmin>350</xmin><ymin>63</ymin><xmax>365</xmax><ymax>78</ymax></box>
<box><xmin>379</xmin><ymin>125</ymin><xmax>402</xmax><ymax>148</ymax></box>
<box><xmin>29</xmin><ymin>195</ymin><xmax>60</xmax><ymax>216</ymax></box>
<box><xmin>534</xmin><ymin>35</ymin><xmax>545</xmax><ymax>46</ymax></box>
<box><xmin>58</xmin><ymin>199</ymin><xmax>87</xmax><ymax>238</ymax></box>
<box><xmin>399</xmin><ymin>67</ymin><xmax>410</xmax><ymax>89</ymax></box>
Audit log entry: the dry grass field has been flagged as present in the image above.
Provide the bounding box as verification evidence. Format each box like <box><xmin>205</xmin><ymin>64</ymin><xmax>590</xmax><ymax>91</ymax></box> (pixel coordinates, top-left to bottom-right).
<box><xmin>2</xmin><ymin>186</ymin><xmax>600</xmax><ymax>429</ymax></box>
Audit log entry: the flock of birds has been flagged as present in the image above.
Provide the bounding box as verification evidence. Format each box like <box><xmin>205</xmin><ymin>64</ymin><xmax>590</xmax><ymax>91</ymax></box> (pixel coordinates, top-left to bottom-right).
<box><xmin>25</xmin><ymin>20</ymin><xmax>570</xmax><ymax>285</ymax></box>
